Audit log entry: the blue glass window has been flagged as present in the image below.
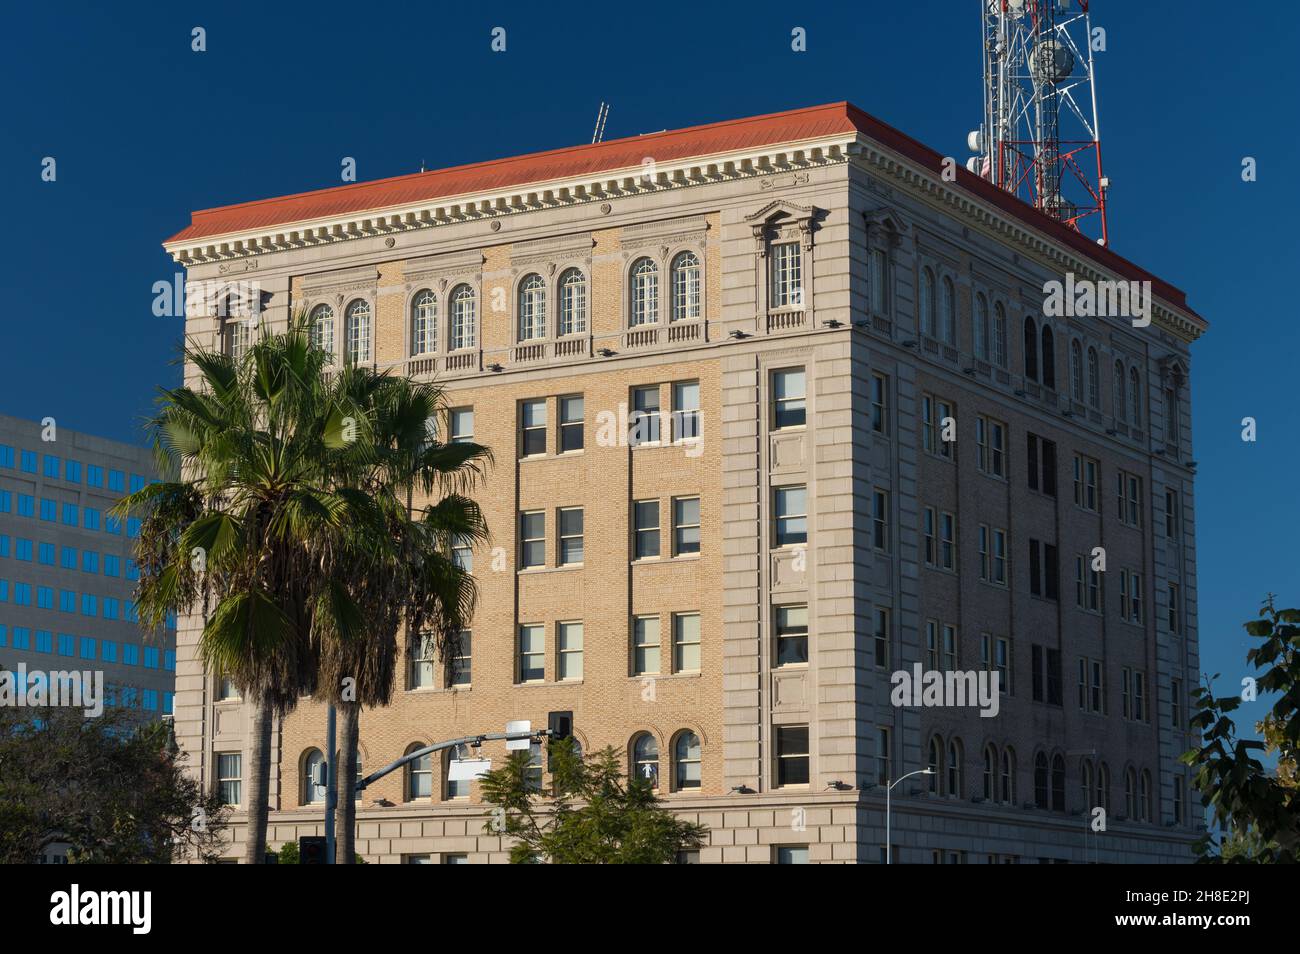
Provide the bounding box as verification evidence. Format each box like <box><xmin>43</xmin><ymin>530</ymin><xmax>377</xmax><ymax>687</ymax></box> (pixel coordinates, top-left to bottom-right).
<box><xmin>60</xmin><ymin>546</ymin><xmax>76</xmax><ymax>569</ymax></box>
<box><xmin>82</xmin><ymin>551</ymin><xmax>98</xmax><ymax>573</ymax></box>
<box><xmin>39</xmin><ymin>498</ymin><xmax>56</xmax><ymax>522</ymax></box>
<box><xmin>79</xmin><ymin>636</ymin><xmax>96</xmax><ymax>660</ymax></box>
<box><xmin>83</xmin><ymin>507</ymin><xmax>101</xmax><ymax>530</ymax></box>
<box><xmin>122</xmin><ymin>643</ymin><xmax>139</xmax><ymax>666</ymax></box>
<box><xmin>0</xmin><ymin>444</ymin><xmax>14</xmax><ymax>468</ymax></box>
<box><xmin>43</xmin><ymin>455</ymin><xmax>60</xmax><ymax>478</ymax></box>
<box><xmin>17</xmin><ymin>494</ymin><xmax>35</xmax><ymax>517</ymax></box>
<box><xmin>57</xmin><ymin>633</ymin><xmax>75</xmax><ymax>657</ymax></box>
<box><xmin>62</xmin><ymin>503</ymin><xmax>78</xmax><ymax>526</ymax></box>
<box><xmin>103</xmin><ymin>597</ymin><xmax>119</xmax><ymax>620</ymax></box>
<box><xmin>143</xmin><ymin>646</ymin><xmax>159</xmax><ymax>669</ymax></box>
<box><xmin>20</xmin><ymin>450</ymin><xmax>37</xmax><ymax>473</ymax></box>
<box><xmin>16</xmin><ymin>539</ymin><xmax>32</xmax><ymax>561</ymax></box>
<box><xmin>104</xmin><ymin>554</ymin><xmax>120</xmax><ymax>577</ymax></box>
<box><xmin>59</xmin><ymin>589</ymin><xmax>75</xmax><ymax>612</ymax></box>
<box><xmin>38</xmin><ymin>542</ymin><xmax>55</xmax><ymax>565</ymax></box>
<box><xmin>37</xmin><ymin>586</ymin><xmax>54</xmax><ymax>609</ymax></box>
<box><xmin>108</xmin><ymin>470</ymin><xmax>125</xmax><ymax>492</ymax></box>
<box><xmin>87</xmin><ymin>465</ymin><xmax>104</xmax><ymax>487</ymax></box>
<box><xmin>65</xmin><ymin>459</ymin><xmax>81</xmax><ymax>483</ymax></box>
<box><xmin>81</xmin><ymin>593</ymin><xmax>97</xmax><ymax>617</ymax></box>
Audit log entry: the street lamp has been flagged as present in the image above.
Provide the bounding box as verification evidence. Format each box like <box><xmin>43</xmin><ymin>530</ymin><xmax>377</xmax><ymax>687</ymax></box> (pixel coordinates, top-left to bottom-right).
<box><xmin>884</xmin><ymin>768</ymin><xmax>935</xmax><ymax>864</ymax></box>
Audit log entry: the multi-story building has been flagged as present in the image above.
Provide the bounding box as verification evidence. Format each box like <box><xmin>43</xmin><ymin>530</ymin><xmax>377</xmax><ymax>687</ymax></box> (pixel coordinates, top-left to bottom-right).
<box><xmin>0</xmin><ymin>413</ymin><xmax>177</xmax><ymax>721</ymax></box>
<box><xmin>163</xmin><ymin>102</ymin><xmax>1205</xmax><ymax>863</ymax></box>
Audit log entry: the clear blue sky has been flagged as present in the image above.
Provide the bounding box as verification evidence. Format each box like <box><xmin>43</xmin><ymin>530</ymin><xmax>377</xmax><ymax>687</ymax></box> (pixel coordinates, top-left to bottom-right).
<box><xmin>2</xmin><ymin>1</ymin><xmax>1296</xmax><ymax>718</ymax></box>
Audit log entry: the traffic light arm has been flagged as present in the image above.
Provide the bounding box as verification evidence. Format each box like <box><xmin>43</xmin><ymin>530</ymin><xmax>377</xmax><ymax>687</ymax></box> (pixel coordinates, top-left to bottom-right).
<box><xmin>354</xmin><ymin>729</ymin><xmax>553</xmax><ymax>793</ymax></box>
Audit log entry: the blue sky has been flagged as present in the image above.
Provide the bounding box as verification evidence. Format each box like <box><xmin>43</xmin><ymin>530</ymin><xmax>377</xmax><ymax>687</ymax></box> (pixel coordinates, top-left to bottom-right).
<box><xmin>2</xmin><ymin>1</ymin><xmax>1296</xmax><ymax>717</ymax></box>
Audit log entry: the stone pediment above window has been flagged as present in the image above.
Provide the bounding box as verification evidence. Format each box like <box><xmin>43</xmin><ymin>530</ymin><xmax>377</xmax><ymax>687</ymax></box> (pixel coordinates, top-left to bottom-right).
<box><xmin>1158</xmin><ymin>355</ymin><xmax>1188</xmax><ymax>388</ymax></box>
<box><xmin>301</xmin><ymin>265</ymin><xmax>380</xmax><ymax>299</ymax></box>
<box><xmin>864</xmin><ymin>206</ymin><xmax>911</xmax><ymax>244</ymax></box>
<box><xmin>745</xmin><ymin>199</ymin><xmax>819</xmax><ymax>255</ymax></box>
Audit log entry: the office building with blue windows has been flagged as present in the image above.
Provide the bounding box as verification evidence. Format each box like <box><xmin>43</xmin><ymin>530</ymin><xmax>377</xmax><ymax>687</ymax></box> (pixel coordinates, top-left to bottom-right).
<box><xmin>0</xmin><ymin>412</ymin><xmax>176</xmax><ymax>720</ymax></box>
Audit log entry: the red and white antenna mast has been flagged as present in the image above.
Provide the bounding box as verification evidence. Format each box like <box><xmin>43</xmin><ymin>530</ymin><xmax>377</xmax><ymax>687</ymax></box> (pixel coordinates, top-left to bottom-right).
<box><xmin>969</xmin><ymin>0</ymin><xmax>1110</xmax><ymax>246</ymax></box>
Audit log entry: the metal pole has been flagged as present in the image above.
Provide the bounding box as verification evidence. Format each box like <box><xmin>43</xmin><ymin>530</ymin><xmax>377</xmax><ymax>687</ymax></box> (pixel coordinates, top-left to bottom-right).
<box><xmin>325</xmin><ymin>703</ymin><xmax>337</xmax><ymax>864</ymax></box>
<box><xmin>886</xmin><ymin>780</ymin><xmax>892</xmax><ymax>865</ymax></box>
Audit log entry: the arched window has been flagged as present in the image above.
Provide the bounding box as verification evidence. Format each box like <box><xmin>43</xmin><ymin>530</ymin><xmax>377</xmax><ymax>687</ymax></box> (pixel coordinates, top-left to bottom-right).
<box><xmin>1080</xmin><ymin>760</ymin><xmax>1094</xmax><ymax>812</ymax></box>
<box><xmin>406</xmin><ymin>745</ymin><xmax>431</xmax><ymax>801</ymax></box>
<box><xmin>928</xmin><ymin>736</ymin><xmax>943</xmax><ymax>794</ymax></box>
<box><xmin>941</xmin><ymin>276</ymin><xmax>956</xmax><ymax>345</ymax></box>
<box><xmin>1034</xmin><ymin>752</ymin><xmax>1049</xmax><ymax>808</ymax></box>
<box><xmin>919</xmin><ymin>268</ymin><xmax>937</xmax><ymax>337</ymax></box>
<box><xmin>303</xmin><ymin>749</ymin><xmax>325</xmax><ymax>804</ymax></box>
<box><xmin>992</xmin><ymin>303</ymin><xmax>1008</xmax><ymax>368</ymax></box>
<box><xmin>410</xmin><ymin>290</ymin><xmax>437</xmax><ymax>356</ymax></box>
<box><xmin>309</xmin><ymin>303</ymin><xmax>335</xmax><ymax>361</ymax></box>
<box><xmin>558</xmin><ymin>268</ymin><xmax>587</xmax><ymax>336</ymax></box>
<box><xmin>1051</xmin><ymin>754</ymin><xmax>1066</xmax><ymax>811</ymax></box>
<box><xmin>450</xmin><ymin>284</ymin><xmax>476</xmax><ymax>350</ymax></box>
<box><xmin>869</xmin><ymin>247</ymin><xmax>888</xmax><ymax>315</ymax></box>
<box><xmin>631</xmin><ymin>733</ymin><xmax>659</xmax><ymax>789</ymax></box>
<box><xmin>983</xmin><ymin>744</ymin><xmax>997</xmax><ymax>801</ymax></box>
<box><xmin>1041</xmin><ymin>324</ymin><xmax>1056</xmax><ymax>390</ymax></box>
<box><xmin>1096</xmin><ymin>762</ymin><xmax>1110</xmax><ymax>813</ymax></box>
<box><xmin>1129</xmin><ymin>367</ymin><xmax>1142</xmax><ymax>426</ymax></box>
<box><xmin>1087</xmin><ymin>347</ymin><xmax>1100</xmax><ymax>407</ymax></box>
<box><xmin>1001</xmin><ymin>747</ymin><xmax>1016</xmax><ymax>804</ymax></box>
<box><xmin>630</xmin><ymin>258</ymin><xmax>659</xmax><ymax>326</ymax></box>
<box><xmin>1023</xmin><ymin>316</ymin><xmax>1039</xmax><ymax>380</ymax></box>
<box><xmin>1113</xmin><ymin>360</ymin><xmax>1127</xmax><ymax>421</ymax></box>
<box><xmin>345</xmin><ymin>300</ymin><xmax>371</xmax><ymax>364</ymax></box>
<box><xmin>974</xmin><ymin>293</ymin><xmax>989</xmax><ymax>360</ymax></box>
<box><xmin>670</xmin><ymin>251</ymin><xmax>701</xmax><ymax>322</ymax></box>
<box><xmin>444</xmin><ymin>750</ymin><xmax>470</xmax><ymax>800</ymax></box>
<box><xmin>673</xmin><ymin>731</ymin><xmax>701</xmax><ymax>790</ymax></box>
<box><xmin>1140</xmin><ymin>770</ymin><xmax>1153</xmax><ymax>822</ymax></box>
<box><xmin>1070</xmin><ymin>340</ymin><xmax>1084</xmax><ymax>402</ymax></box>
<box><xmin>517</xmin><ymin>274</ymin><xmax>547</xmax><ymax>342</ymax></box>
<box><xmin>1125</xmin><ymin>767</ymin><xmax>1137</xmax><ymax>819</ymax></box>
<box><xmin>947</xmin><ymin>738</ymin><xmax>963</xmax><ymax>797</ymax></box>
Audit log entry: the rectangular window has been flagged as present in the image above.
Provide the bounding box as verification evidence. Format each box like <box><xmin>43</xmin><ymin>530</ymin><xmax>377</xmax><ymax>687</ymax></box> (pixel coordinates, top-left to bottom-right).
<box><xmin>673</xmin><ymin>612</ymin><xmax>701</xmax><ymax>673</ymax></box>
<box><xmin>775</xmin><ymin>604</ymin><xmax>808</xmax><ymax>667</ymax></box>
<box><xmin>449</xmin><ymin>407</ymin><xmax>474</xmax><ymax>444</ymax></box>
<box><xmin>18</xmin><ymin>494</ymin><xmax>34</xmax><ymax>517</ymax></box>
<box><xmin>872</xmin><ymin>490</ymin><xmax>890</xmax><ymax>552</ymax></box>
<box><xmin>58</xmin><ymin>633</ymin><xmax>75</xmax><ymax>657</ymax></box>
<box><xmin>671</xmin><ymin>381</ymin><xmax>701</xmax><ymax>442</ymax></box>
<box><xmin>79</xmin><ymin>636</ymin><xmax>96</xmax><ymax>660</ymax></box>
<box><xmin>0</xmin><ymin>535</ymin><xmax>7</xmax><ymax>558</ymax></box>
<box><xmin>81</xmin><ymin>593</ymin><xmax>98</xmax><ymax>617</ymax></box>
<box><xmin>108</xmin><ymin>470</ymin><xmax>125</xmax><ymax>492</ymax></box>
<box><xmin>922</xmin><ymin>395</ymin><xmax>954</xmax><ymax>459</ymax></box>
<box><xmin>1032</xmin><ymin>645</ymin><xmax>1063</xmax><ymax>705</ymax></box>
<box><xmin>976</xmin><ymin>417</ymin><xmax>1006</xmax><ymax>477</ymax></box>
<box><xmin>16</xmin><ymin>538</ymin><xmax>32</xmax><ymax>561</ymax></box>
<box><xmin>1171</xmin><ymin>678</ymin><xmax>1183</xmax><ymax>731</ymax></box>
<box><xmin>776</xmin><ymin>846</ymin><xmax>810</xmax><ymax>865</ymax></box>
<box><xmin>37</xmin><ymin>586</ymin><xmax>53</xmax><ymax>609</ymax></box>
<box><xmin>871</xmin><ymin>372</ymin><xmax>890</xmax><ymax>435</ymax></box>
<box><xmin>1168</xmin><ymin>582</ymin><xmax>1180</xmax><ymax>635</ymax></box>
<box><xmin>877</xmin><ymin>726</ymin><xmax>892</xmax><ymax>786</ymax></box>
<box><xmin>408</xmin><ymin>633</ymin><xmax>436</xmax><ymax>689</ymax></box>
<box><xmin>40</xmin><ymin>499</ymin><xmax>56</xmax><ymax>522</ymax></box>
<box><xmin>1073</xmin><ymin>455</ymin><xmax>1099</xmax><ymax>511</ymax></box>
<box><xmin>1165</xmin><ymin>490</ymin><xmax>1178</xmax><ymax>539</ymax></box>
<box><xmin>673</xmin><ymin>496</ymin><xmax>701</xmax><ymax>556</ymax></box>
<box><xmin>21</xmin><ymin>450</ymin><xmax>37</xmax><ymax>473</ymax></box>
<box><xmin>38</xmin><ymin>542</ymin><xmax>55</xmax><ymax>565</ymax></box>
<box><xmin>873</xmin><ymin>607</ymin><xmax>890</xmax><ymax>668</ymax></box>
<box><xmin>773</xmin><ymin>486</ymin><xmax>807</xmax><ymax>548</ymax></box>
<box><xmin>101</xmin><ymin>640</ymin><xmax>117</xmax><ymax>663</ymax></box>
<box><xmin>519</xmin><ymin>511</ymin><xmax>545</xmax><ymax>570</ymax></box>
<box><xmin>62</xmin><ymin>503</ymin><xmax>78</xmax><ymax>527</ymax></box>
<box><xmin>629</xmin><ymin>386</ymin><xmax>661</xmax><ymax>446</ymax></box>
<box><xmin>1027</xmin><ymin>433</ymin><xmax>1057</xmax><ymax>496</ymax></box>
<box><xmin>558</xmin><ymin>507</ymin><xmax>584</xmax><ymax>566</ymax></box>
<box><xmin>59</xmin><ymin>589</ymin><xmax>75</xmax><ymax>612</ymax></box>
<box><xmin>772</xmin><ymin>368</ymin><xmax>806</xmax><ymax>429</ymax></box>
<box><xmin>926</xmin><ymin>620</ymin><xmax>939</xmax><ymax>670</ymax></box>
<box><xmin>770</xmin><ymin>242</ymin><xmax>803</xmax><ymax>309</ymax></box>
<box><xmin>87</xmin><ymin>465</ymin><xmax>104</xmax><ymax>488</ymax></box>
<box><xmin>942</xmin><ymin>624</ymin><xmax>958</xmax><ymax>671</ymax></box>
<box><xmin>449</xmin><ymin>630</ymin><xmax>471</xmax><ymax>687</ymax></box>
<box><xmin>996</xmin><ymin>636</ymin><xmax>1012</xmax><ymax>694</ymax></box>
<box><xmin>43</xmin><ymin>455</ymin><xmax>60</xmax><ymax>478</ymax></box>
<box><xmin>1029</xmin><ymin>539</ymin><xmax>1058</xmax><ymax>600</ymax></box>
<box><xmin>558</xmin><ymin>621</ymin><xmax>584</xmax><ymax>681</ymax></box>
<box><xmin>633</xmin><ymin>500</ymin><xmax>660</xmax><ymax>559</ymax></box>
<box><xmin>451</xmin><ymin>535</ymin><xmax>472</xmax><ymax>574</ymax></box>
<box><xmin>992</xmin><ymin>529</ymin><xmax>1007</xmax><ymax>585</ymax></box>
<box><xmin>518</xmin><ymin>624</ymin><xmax>545</xmax><ymax>683</ymax></box>
<box><xmin>123</xmin><ymin>643</ymin><xmax>139</xmax><ymax>666</ymax></box>
<box><xmin>939</xmin><ymin>511</ymin><xmax>956</xmax><ymax>570</ymax></box>
<box><xmin>0</xmin><ymin>490</ymin><xmax>9</xmax><ymax>513</ymax></box>
<box><xmin>558</xmin><ymin>396</ymin><xmax>584</xmax><ymax>452</ymax></box>
<box><xmin>632</xmin><ymin>616</ymin><xmax>661</xmax><ymax>675</ymax></box>
<box><xmin>216</xmin><ymin>753</ymin><xmax>242</xmax><ymax>806</ymax></box>
<box><xmin>1117</xmin><ymin>471</ymin><xmax>1143</xmax><ymax>528</ymax></box>
<box><xmin>103</xmin><ymin>554</ymin><xmax>120</xmax><ymax>577</ymax></box>
<box><xmin>923</xmin><ymin>507</ymin><xmax>936</xmax><ymax>566</ymax></box>
<box><xmin>0</xmin><ymin>444</ymin><xmax>12</xmax><ymax>468</ymax></box>
<box><xmin>775</xmin><ymin>725</ymin><xmax>810</xmax><ymax>787</ymax></box>
<box><xmin>82</xmin><ymin>550</ymin><xmax>99</xmax><ymax>574</ymax></box>
<box><xmin>520</xmin><ymin>400</ymin><xmax>547</xmax><ymax>457</ymax></box>
<box><xmin>65</xmin><ymin>460</ymin><xmax>81</xmax><ymax>483</ymax></box>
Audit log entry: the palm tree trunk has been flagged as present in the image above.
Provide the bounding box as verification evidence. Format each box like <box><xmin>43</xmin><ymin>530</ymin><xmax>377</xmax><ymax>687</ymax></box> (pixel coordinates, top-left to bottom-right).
<box><xmin>335</xmin><ymin>702</ymin><xmax>360</xmax><ymax>863</ymax></box>
<box><xmin>242</xmin><ymin>691</ymin><xmax>274</xmax><ymax>864</ymax></box>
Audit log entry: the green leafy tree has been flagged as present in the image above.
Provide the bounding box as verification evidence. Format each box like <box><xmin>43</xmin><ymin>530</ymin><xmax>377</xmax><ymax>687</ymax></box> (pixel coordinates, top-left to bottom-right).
<box><xmin>1183</xmin><ymin>598</ymin><xmax>1300</xmax><ymax>863</ymax></box>
<box><xmin>478</xmin><ymin>739</ymin><xmax>707</xmax><ymax>863</ymax></box>
<box><xmin>0</xmin><ymin>704</ymin><xmax>228</xmax><ymax>863</ymax></box>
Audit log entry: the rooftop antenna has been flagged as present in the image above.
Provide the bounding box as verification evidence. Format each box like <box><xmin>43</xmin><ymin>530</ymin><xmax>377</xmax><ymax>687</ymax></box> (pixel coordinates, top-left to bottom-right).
<box><xmin>592</xmin><ymin>102</ymin><xmax>610</xmax><ymax>144</ymax></box>
<box><xmin>969</xmin><ymin>0</ymin><xmax>1109</xmax><ymax>246</ymax></box>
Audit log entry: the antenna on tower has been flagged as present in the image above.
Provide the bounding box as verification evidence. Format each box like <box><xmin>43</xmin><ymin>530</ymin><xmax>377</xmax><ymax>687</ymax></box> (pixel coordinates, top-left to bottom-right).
<box><xmin>968</xmin><ymin>0</ymin><xmax>1109</xmax><ymax>246</ymax></box>
<box><xmin>592</xmin><ymin>102</ymin><xmax>610</xmax><ymax>144</ymax></box>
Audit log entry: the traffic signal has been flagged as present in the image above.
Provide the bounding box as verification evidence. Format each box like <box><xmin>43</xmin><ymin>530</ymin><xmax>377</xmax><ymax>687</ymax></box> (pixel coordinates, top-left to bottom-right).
<box><xmin>299</xmin><ymin>835</ymin><xmax>328</xmax><ymax>865</ymax></box>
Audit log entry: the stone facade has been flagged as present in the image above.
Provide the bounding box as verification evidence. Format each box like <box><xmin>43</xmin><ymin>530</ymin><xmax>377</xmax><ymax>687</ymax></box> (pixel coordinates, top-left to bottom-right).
<box><xmin>165</xmin><ymin>104</ymin><xmax>1205</xmax><ymax>863</ymax></box>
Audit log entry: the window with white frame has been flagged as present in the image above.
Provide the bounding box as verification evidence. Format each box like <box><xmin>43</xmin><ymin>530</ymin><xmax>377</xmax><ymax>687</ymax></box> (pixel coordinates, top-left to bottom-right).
<box><xmin>774</xmin><ymin>485</ymin><xmax>807</xmax><ymax>548</ymax></box>
<box><xmin>922</xmin><ymin>394</ymin><xmax>954</xmax><ymax>459</ymax></box>
<box><xmin>632</xmin><ymin>733</ymin><xmax>659</xmax><ymax>788</ymax></box>
<box><xmin>444</xmin><ymin>750</ymin><xmax>470</xmax><ymax>799</ymax></box>
<box><xmin>521</xmin><ymin>399</ymin><xmax>547</xmax><ymax>457</ymax></box>
<box><xmin>770</xmin><ymin>242</ymin><xmax>803</xmax><ymax>309</ymax></box>
<box><xmin>633</xmin><ymin>500</ymin><xmax>660</xmax><ymax>559</ymax></box>
<box><xmin>872</xmin><ymin>489</ymin><xmax>890</xmax><ymax>552</ymax></box>
<box><xmin>992</xmin><ymin>302</ymin><xmax>1008</xmax><ymax>368</ymax></box>
<box><xmin>407</xmin><ymin>748</ymin><xmax>432</xmax><ymax>800</ymax></box>
<box><xmin>939</xmin><ymin>511</ymin><xmax>956</xmax><ymax>570</ymax></box>
<box><xmin>630</xmin><ymin>258</ymin><xmax>659</xmax><ymax>326</ymax></box>
<box><xmin>448</xmin><ymin>630</ymin><xmax>471</xmax><ymax>687</ymax></box>
<box><xmin>411</xmin><ymin>289</ymin><xmax>437</xmax><ymax>355</ymax></box>
<box><xmin>558</xmin><ymin>507</ymin><xmax>584</xmax><ymax>565</ymax></box>
<box><xmin>1073</xmin><ymin>454</ymin><xmax>1099</xmax><ymax>511</ymax></box>
<box><xmin>673</xmin><ymin>612</ymin><xmax>701</xmax><ymax>673</ymax></box>
<box><xmin>976</xmin><ymin>416</ymin><xmax>1006</xmax><ymax>477</ymax></box>
<box><xmin>558</xmin><ymin>268</ymin><xmax>587</xmax><ymax>335</ymax></box>
<box><xmin>871</xmin><ymin>372</ymin><xmax>890</xmax><ymax>434</ymax></box>
<box><xmin>670</xmin><ymin>251</ymin><xmax>701</xmax><ymax>322</ymax></box>
<box><xmin>409</xmin><ymin>632</ymin><xmax>435</xmax><ymax>689</ymax></box>
<box><xmin>450</xmin><ymin>284</ymin><xmax>476</xmax><ymax>350</ymax></box>
<box><xmin>772</xmin><ymin>368</ymin><xmax>806</xmax><ymax>429</ymax></box>
<box><xmin>674</xmin><ymin>732</ymin><xmax>702</xmax><ymax>790</ymax></box>
<box><xmin>450</xmin><ymin>407</ymin><xmax>474</xmax><ymax>443</ymax></box>
<box><xmin>559</xmin><ymin>395</ymin><xmax>583</xmax><ymax>452</ymax></box>
<box><xmin>558</xmin><ymin>621</ymin><xmax>583</xmax><ymax>680</ymax></box>
<box><xmin>517</xmin><ymin>273</ymin><xmax>547</xmax><ymax>341</ymax></box>
<box><xmin>775</xmin><ymin>725</ymin><xmax>809</xmax><ymax>787</ymax></box>
<box><xmin>673</xmin><ymin>496</ymin><xmax>700</xmax><ymax>555</ymax></box>
<box><xmin>227</xmin><ymin>318</ymin><xmax>255</xmax><ymax>362</ymax></box>
<box><xmin>629</xmin><ymin>385</ymin><xmax>660</xmax><ymax>446</ymax></box>
<box><xmin>519</xmin><ymin>511</ymin><xmax>545</xmax><ymax>569</ymax></box>
<box><xmin>1116</xmin><ymin>471</ymin><xmax>1143</xmax><ymax>527</ymax></box>
<box><xmin>942</xmin><ymin>624</ymin><xmax>958</xmax><ymax>671</ymax></box>
<box><xmin>345</xmin><ymin>300</ymin><xmax>371</xmax><ymax>364</ymax></box>
<box><xmin>216</xmin><ymin>752</ymin><xmax>242</xmax><ymax>806</ymax></box>
<box><xmin>518</xmin><ymin>624</ymin><xmax>545</xmax><ymax>683</ymax></box>
<box><xmin>775</xmin><ymin>604</ymin><xmax>808</xmax><ymax>667</ymax></box>
<box><xmin>632</xmin><ymin>616</ymin><xmax>661</xmax><ymax>675</ymax></box>
<box><xmin>303</xmin><ymin>749</ymin><xmax>326</xmax><ymax>804</ymax></box>
<box><xmin>672</xmin><ymin>381</ymin><xmax>700</xmax><ymax>442</ymax></box>
<box><xmin>310</xmin><ymin>303</ymin><xmax>335</xmax><ymax>361</ymax></box>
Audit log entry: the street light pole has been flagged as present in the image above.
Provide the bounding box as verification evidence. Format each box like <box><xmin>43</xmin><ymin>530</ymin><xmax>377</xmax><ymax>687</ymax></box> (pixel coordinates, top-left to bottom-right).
<box><xmin>885</xmin><ymin>768</ymin><xmax>934</xmax><ymax>864</ymax></box>
<box><xmin>324</xmin><ymin>703</ymin><xmax>337</xmax><ymax>865</ymax></box>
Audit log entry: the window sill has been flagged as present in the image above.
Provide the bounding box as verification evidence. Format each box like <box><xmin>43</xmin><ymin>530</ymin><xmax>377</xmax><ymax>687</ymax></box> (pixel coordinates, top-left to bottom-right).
<box><xmin>628</xmin><ymin>672</ymin><xmax>701</xmax><ymax>682</ymax></box>
<box><xmin>517</xmin><ymin>565</ymin><xmax>582</xmax><ymax>577</ymax></box>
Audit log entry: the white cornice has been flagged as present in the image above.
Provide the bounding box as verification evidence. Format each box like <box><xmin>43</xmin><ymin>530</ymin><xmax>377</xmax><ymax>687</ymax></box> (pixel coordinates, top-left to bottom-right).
<box><xmin>162</xmin><ymin>135</ymin><xmax>858</xmax><ymax>266</ymax></box>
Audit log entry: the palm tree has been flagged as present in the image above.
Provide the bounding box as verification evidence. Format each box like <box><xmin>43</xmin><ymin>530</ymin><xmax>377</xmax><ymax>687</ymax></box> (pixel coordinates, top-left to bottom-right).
<box><xmin>312</xmin><ymin>370</ymin><xmax>490</xmax><ymax>863</ymax></box>
<box><xmin>119</xmin><ymin>313</ymin><xmax>490</xmax><ymax>863</ymax></box>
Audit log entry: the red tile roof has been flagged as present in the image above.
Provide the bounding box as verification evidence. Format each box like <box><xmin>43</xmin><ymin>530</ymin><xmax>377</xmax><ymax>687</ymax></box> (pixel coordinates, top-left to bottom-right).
<box><xmin>165</xmin><ymin>101</ymin><xmax>1195</xmax><ymax>317</ymax></box>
